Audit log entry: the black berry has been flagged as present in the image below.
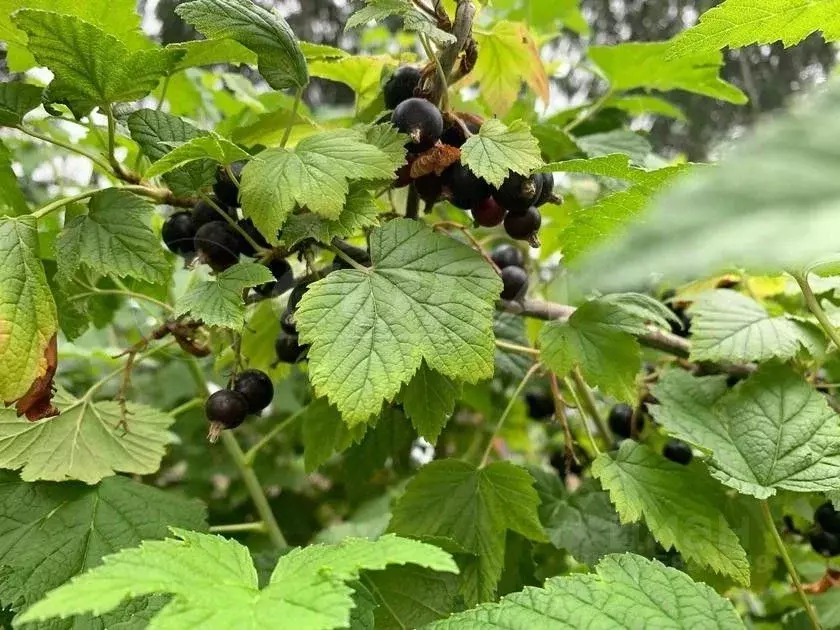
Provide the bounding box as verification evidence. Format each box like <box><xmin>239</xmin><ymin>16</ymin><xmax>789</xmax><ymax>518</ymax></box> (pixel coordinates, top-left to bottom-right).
<box><xmin>504</xmin><ymin>206</ymin><xmax>541</xmax><ymax>244</ymax></box>
<box><xmin>535</xmin><ymin>172</ymin><xmax>555</xmax><ymax>207</ymax></box>
<box><xmin>670</xmin><ymin>309</ymin><xmax>691</xmax><ymax>338</ymax></box>
<box><xmin>280</xmin><ymin>308</ymin><xmax>297</xmax><ymax>335</ymax></box>
<box><xmin>608</xmin><ymin>403</ymin><xmax>641</xmax><ymax>439</ymax></box>
<box><xmin>237</xmin><ymin>218</ymin><xmax>270</xmax><ymax>257</ymax></box>
<box><xmin>162</xmin><ymin>212</ymin><xmax>196</xmax><ymax>257</ymax></box>
<box><xmin>471</xmin><ymin>197</ymin><xmax>506</xmax><ymax>227</ymax></box>
<box><xmin>384</xmin><ymin>66</ymin><xmax>422</xmax><ymax>110</ymax></box>
<box><xmin>275</xmin><ymin>332</ymin><xmax>306</xmax><ymax>364</ymax></box>
<box><xmin>550</xmin><ymin>451</ymin><xmax>584</xmax><ymax>477</ymax></box>
<box><xmin>811</xmin><ymin>530</ymin><xmax>840</xmax><ymax>557</ymax></box>
<box><xmin>440</xmin><ymin>116</ymin><xmax>481</xmax><ymax>148</ymax></box>
<box><xmin>525</xmin><ymin>389</ymin><xmax>554</xmax><ymax>419</ymax></box>
<box><xmin>663</xmin><ymin>439</ymin><xmax>693</xmax><ymax>465</ymax></box>
<box><xmin>287</xmin><ymin>282</ymin><xmax>310</xmax><ymax>313</ymax></box>
<box><xmin>392</xmin><ymin>98</ymin><xmax>444</xmax><ymax>153</ymax></box>
<box><xmin>491</xmin><ymin>244</ymin><xmax>525</xmax><ymax>270</ymax></box>
<box><xmin>255</xmin><ymin>258</ymin><xmax>294</xmax><ymax>297</ymax></box>
<box><xmin>494</xmin><ymin>173</ymin><xmax>543</xmax><ymax>213</ymax></box>
<box><xmin>194</xmin><ymin>221</ymin><xmax>242</xmax><ymax>271</ymax></box>
<box><xmin>445</xmin><ymin>162</ymin><xmax>491</xmax><ymax>210</ymax></box>
<box><xmin>213</xmin><ymin>161</ymin><xmax>245</xmax><ymax>207</ymax></box>
<box><xmin>725</xmin><ymin>373</ymin><xmax>746</xmax><ymax>388</ymax></box>
<box><xmin>414</xmin><ymin>174</ymin><xmax>443</xmax><ymax>204</ymax></box>
<box><xmin>205</xmin><ymin>389</ymin><xmax>249</xmax><ymax>429</ymax></box>
<box><xmin>500</xmin><ymin>266</ymin><xmax>528</xmax><ymax>301</ymax></box>
<box><xmin>816</xmin><ymin>502</ymin><xmax>840</xmax><ymax>534</ymax></box>
<box><xmin>233</xmin><ymin>369</ymin><xmax>274</xmax><ymax>414</ymax></box>
<box><xmin>192</xmin><ymin>198</ymin><xmax>237</xmax><ymax>230</ymax></box>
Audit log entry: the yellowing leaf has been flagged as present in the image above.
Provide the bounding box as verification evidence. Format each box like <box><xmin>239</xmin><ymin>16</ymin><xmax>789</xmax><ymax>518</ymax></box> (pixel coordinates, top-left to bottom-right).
<box><xmin>310</xmin><ymin>55</ymin><xmax>394</xmax><ymax>111</ymax></box>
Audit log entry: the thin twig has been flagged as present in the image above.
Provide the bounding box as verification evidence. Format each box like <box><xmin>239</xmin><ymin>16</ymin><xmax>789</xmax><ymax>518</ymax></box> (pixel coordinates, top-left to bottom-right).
<box><xmin>563</xmin><ymin>375</ymin><xmax>601</xmax><ymax>456</ymax></box>
<box><xmin>419</xmin><ymin>32</ymin><xmax>450</xmax><ymax>111</ymax></box>
<box><xmin>16</xmin><ymin>125</ymin><xmax>114</xmax><ymax>174</ymax></box>
<box><xmin>281</xmin><ymin>87</ymin><xmax>304</xmax><ymax>148</ymax></box>
<box><xmin>550</xmin><ymin>373</ymin><xmax>581</xmax><ymax>471</ymax></box>
<box><xmin>571</xmin><ymin>368</ymin><xmax>614</xmax><ymax>449</ymax></box>
<box><xmin>794</xmin><ymin>272</ymin><xmax>840</xmax><ymax>352</ymax></box>
<box><xmin>243</xmin><ymin>406</ymin><xmax>308</xmax><ymax>466</ymax></box>
<box><xmin>480</xmin><ymin>362</ymin><xmax>541</xmax><ymax>467</ymax></box>
<box><xmin>495</xmin><ymin>339</ymin><xmax>540</xmax><ymax>356</ymax></box>
<box><xmin>210</xmin><ymin>521</ymin><xmax>267</xmax><ymax>534</ymax></box>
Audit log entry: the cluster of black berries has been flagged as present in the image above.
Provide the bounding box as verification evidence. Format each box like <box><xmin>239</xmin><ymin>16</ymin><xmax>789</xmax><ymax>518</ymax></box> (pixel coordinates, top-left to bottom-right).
<box><xmin>661</xmin><ymin>289</ymin><xmax>691</xmax><ymax>338</ymax></box>
<box><xmin>385</xmin><ymin>67</ymin><xmax>555</xmax><ymax>247</ymax></box>
<box><xmin>492</xmin><ymin>244</ymin><xmax>529</xmax><ymax>302</ymax></box>
<box><xmin>205</xmin><ymin>369</ymin><xmax>274</xmax><ymax>439</ymax></box>
<box><xmin>275</xmin><ymin>281</ymin><xmax>309</xmax><ymax>365</ymax></box>
<box><xmin>811</xmin><ymin>502</ymin><xmax>840</xmax><ymax>557</ymax></box>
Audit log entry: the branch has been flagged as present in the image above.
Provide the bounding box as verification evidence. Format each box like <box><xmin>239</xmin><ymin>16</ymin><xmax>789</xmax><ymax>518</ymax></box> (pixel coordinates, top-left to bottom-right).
<box><xmin>428</xmin><ymin>0</ymin><xmax>475</xmax><ymax>104</ymax></box>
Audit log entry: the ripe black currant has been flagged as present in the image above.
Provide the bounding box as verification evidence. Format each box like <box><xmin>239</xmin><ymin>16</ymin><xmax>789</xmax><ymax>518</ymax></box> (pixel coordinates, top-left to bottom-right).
<box><xmin>811</xmin><ymin>530</ymin><xmax>840</xmax><ymax>557</ymax></box>
<box><xmin>392</xmin><ymin>98</ymin><xmax>444</xmax><ymax>153</ymax></box>
<box><xmin>493</xmin><ymin>173</ymin><xmax>543</xmax><ymax>213</ymax></box>
<box><xmin>213</xmin><ymin>161</ymin><xmax>245</xmax><ymax>207</ymax></box>
<box><xmin>414</xmin><ymin>174</ymin><xmax>443</xmax><ymax>204</ymax></box>
<box><xmin>500</xmin><ymin>266</ymin><xmax>528</xmax><ymax>301</ymax></box>
<box><xmin>725</xmin><ymin>373</ymin><xmax>746</xmax><ymax>388</ymax></box>
<box><xmin>549</xmin><ymin>451</ymin><xmax>584</xmax><ymax>477</ymax></box>
<box><xmin>525</xmin><ymin>389</ymin><xmax>554</xmax><ymax>420</ymax></box>
<box><xmin>384</xmin><ymin>66</ymin><xmax>422</xmax><ymax>110</ymax></box>
<box><xmin>192</xmin><ymin>197</ymin><xmax>238</xmax><ymax>230</ymax></box>
<box><xmin>491</xmin><ymin>244</ymin><xmax>525</xmax><ymax>270</ymax></box>
<box><xmin>816</xmin><ymin>502</ymin><xmax>840</xmax><ymax>534</ymax></box>
<box><xmin>237</xmin><ymin>218</ymin><xmax>270</xmax><ymax>257</ymax></box>
<box><xmin>275</xmin><ymin>331</ymin><xmax>306</xmax><ymax>364</ymax></box>
<box><xmin>662</xmin><ymin>439</ymin><xmax>693</xmax><ymax>465</ymax></box>
<box><xmin>504</xmin><ymin>207</ymin><xmax>542</xmax><ymax>245</ymax></box>
<box><xmin>280</xmin><ymin>307</ymin><xmax>297</xmax><ymax>335</ymax></box>
<box><xmin>445</xmin><ymin>162</ymin><xmax>491</xmax><ymax>210</ymax></box>
<box><xmin>440</xmin><ymin>116</ymin><xmax>481</xmax><ymax>148</ymax></box>
<box><xmin>233</xmin><ymin>369</ymin><xmax>274</xmax><ymax>414</ymax></box>
<box><xmin>287</xmin><ymin>282</ymin><xmax>310</xmax><ymax>313</ymax></box>
<box><xmin>608</xmin><ymin>403</ymin><xmax>641</xmax><ymax>439</ymax></box>
<box><xmin>535</xmin><ymin>172</ymin><xmax>555</xmax><ymax>207</ymax></box>
<box><xmin>194</xmin><ymin>221</ymin><xmax>242</xmax><ymax>271</ymax></box>
<box><xmin>206</xmin><ymin>389</ymin><xmax>249</xmax><ymax>429</ymax></box>
<box><xmin>472</xmin><ymin>197</ymin><xmax>506</xmax><ymax>227</ymax></box>
<box><xmin>255</xmin><ymin>258</ymin><xmax>294</xmax><ymax>297</ymax></box>
<box><xmin>162</xmin><ymin>212</ymin><xmax>196</xmax><ymax>257</ymax></box>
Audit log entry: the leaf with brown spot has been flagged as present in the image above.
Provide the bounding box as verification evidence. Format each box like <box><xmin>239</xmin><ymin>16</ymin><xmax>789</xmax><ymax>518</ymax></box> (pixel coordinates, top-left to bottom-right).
<box><xmin>11</xmin><ymin>335</ymin><xmax>58</xmax><ymax>421</ymax></box>
<box><xmin>410</xmin><ymin>144</ymin><xmax>461</xmax><ymax>178</ymax></box>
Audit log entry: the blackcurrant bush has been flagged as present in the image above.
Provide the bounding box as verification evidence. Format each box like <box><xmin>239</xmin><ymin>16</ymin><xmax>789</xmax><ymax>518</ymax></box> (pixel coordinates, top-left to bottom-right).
<box><xmin>275</xmin><ymin>332</ymin><xmax>306</xmax><ymax>364</ymax></box>
<box><xmin>662</xmin><ymin>439</ymin><xmax>693</xmax><ymax>465</ymax></box>
<box><xmin>233</xmin><ymin>369</ymin><xmax>274</xmax><ymax>414</ymax></box>
<box><xmin>440</xmin><ymin>116</ymin><xmax>481</xmax><ymax>148</ymax></box>
<box><xmin>493</xmin><ymin>173</ymin><xmax>543</xmax><ymax>213</ymax></box>
<box><xmin>280</xmin><ymin>307</ymin><xmax>297</xmax><ymax>335</ymax></box>
<box><xmin>162</xmin><ymin>212</ymin><xmax>196</xmax><ymax>257</ymax></box>
<box><xmin>491</xmin><ymin>244</ymin><xmax>525</xmax><ymax>270</ymax></box>
<box><xmin>500</xmin><ymin>266</ymin><xmax>528</xmax><ymax>301</ymax></box>
<box><xmin>206</xmin><ymin>389</ymin><xmax>249</xmax><ymax>429</ymax></box>
<box><xmin>392</xmin><ymin>98</ymin><xmax>444</xmax><ymax>153</ymax></box>
<box><xmin>194</xmin><ymin>221</ymin><xmax>242</xmax><ymax>271</ymax></box>
<box><xmin>811</xmin><ymin>530</ymin><xmax>840</xmax><ymax>557</ymax></box>
<box><xmin>445</xmin><ymin>162</ymin><xmax>491</xmax><ymax>210</ymax></box>
<box><xmin>535</xmin><ymin>172</ymin><xmax>555</xmax><ymax>207</ymax></box>
<box><xmin>472</xmin><ymin>197</ymin><xmax>506</xmax><ymax>227</ymax></box>
<box><xmin>255</xmin><ymin>258</ymin><xmax>294</xmax><ymax>297</ymax></box>
<box><xmin>383</xmin><ymin>66</ymin><xmax>422</xmax><ymax>110</ymax></box>
<box><xmin>192</xmin><ymin>197</ymin><xmax>237</xmax><ymax>230</ymax></box>
<box><xmin>608</xmin><ymin>403</ymin><xmax>641</xmax><ymax>439</ymax></box>
<box><xmin>414</xmin><ymin>174</ymin><xmax>443</xmax><ymax>204</ymax></box>
<box><xmin>213</xmin><ymin>161</ymin><xmax>245</xmax><ymax>207</ymax></box>
<box><xmin>504</xmin><ymin>206</ymin><xmax>541</xmax><ymax>244</ymax></box>
<box><xmin>816</xmin><ymin>502</ymin><xmax>840</xmax><ymax>534</ymax></box>
<box><xmin>525</xmin><ymin>389</ymin><xmax>554</xmax><ymax>420</ymax></box>
<box><xmin>237</xmin><ymin>218</ymin><xmax>270</xmax><ymax>257</ymax></box>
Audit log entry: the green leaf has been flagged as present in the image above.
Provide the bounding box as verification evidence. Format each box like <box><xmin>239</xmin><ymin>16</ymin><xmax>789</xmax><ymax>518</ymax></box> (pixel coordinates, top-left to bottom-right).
<box><xmin>0</xmin><ymin>471</ymin><xmax>206</xmax><ymax>611</ymax></box>
<box><xmin>0</xmin><ymin>216</ymin><xmax>57</xmax><ymax>404</ymax></box>
<box><xmin>281</xmin><ymin>187</ymin><xmax>381</xmax><ymax>248</ymax></box>
<box><xmin>669</xmin><ymin>0</ymin><xmax>840</xmax><ymax>58</ymax></box>
<box><xmin>0</xmin><ymin>388</ymin><xmax>174</xmax><ymax>484</ymax></box>
<box><xmin>145</xmin><ymin>134</ymin><xmax>250</xmax><ymax>179</ymax></box>
<box><xmin>12</xmin><ymin>10</ymin><xmax>182</xmax><ymax>115</ymax></box>
<box><xmin>591</xmin><ymin>441</ymin><xmax>750</xmax><ymax>585</ymax></box>
<box><xmin>605</xmin><ymin>94</ymin><xmax>686</xmax><ymax>121</ymax></box>
<box><xmin>0</xmin><ymin>141</ymin><xmax>27</xmax><ymax>217</ymax></box>
<box><xmin>576</xmin><ymin>130</ymin><xmax>653</xmax><ymax>165</ymax></box>
<box><xmin>399</xmin><ymin>362</ymin><xmax>462</xmax><ymax>444</ymax></box>
<box><xmin>364</xmin><ymin>565</ymin><xmax>459</xmax><ymax>629</ymax></box>
<box><xmin>0</xmin><ymin>81</ymin><xmax>42</xmax><ymax>127</ymax></box>
<box><xmin>589</xmin><ymin>41</ymin><xmax>747</xmax><ymax>104</ymax></box>
<box><xmin>491</xmin><ymin>0</ymin><xmax>589</xmax><ymax>35</ymax></box>
<box><xmin>241</xmin><ymin>129</ymin><xmax>404</xmax><ymax>240</ymax></box>
<box><xmin>540</xmin><ymin>153</ymin><xmax>655</xmax><ymax>184</ymax></box>
<box><xmin>176</xmin><ymin>0</ymin><xmax>308</xmax><ymax>90</ymax></box>
<box><xmin>689</xmin><ymin>289</ymin><xmax>817</xmax><ymax>362</ymax></box>
<box><xmin>127</xmin><ymin>109</ymin><xmax>216</xmax><ymax>196</ymax></box>
<box><xmin>176</xmin><ymin>262</ymin><xmax>274</xmax><ymax>330</ymax></box>
<box><xmin>309</xmin><ymin>56</ymin><xmax>393</xmax><ymax>112</ymax></box>
<box><xmin>301</xmin><ymin>397</ymin><xmax>367</xmax><ymax>472</ymax></box>
<box><xmin>19</xmin><ymin>531</ymin><xmax>456</xmax><ymax>629</ymax></box>
<box><xmin>427</xmin><ymin>553</ymin><xmax>745</xmax><ymax>629</ymax></box>
<box><xmin>389</xmin><ymin>460</ymin><xmax>545</xmax><ymax>604</ymax></box>
<box><xmin>0</xmin><ymin>0</ymin><xmax>149</xmax><ymax>72</ymax></box>
<box><xmin>295</xmin><ymin>220</ymin><xmax>501</xmax><ymax>425</ymax></box>
<box><xmin>530</xmin><ymin>468</ymin><xmax>656</xmax><ymax>565</ymax></box>
<box><xmin>459</xmin><ymin>119</ymin><xmax>543</xmax><ymax>188</ymax></box>
<box><xmin>167</xmin><ymin>38</ymin><xmax>257</xmax><ymax>71</ymax></box>
<box><xmin>576</xmin><ymin>77</ymin><xmax>840</xmax><ymax>291</ymax></box>
<box><xmin>57</xmin><ymin>189</ymin><xmax>170</xmax><ymax>285</ymax></box>
<box><xmin>539</xmin><ymin>298</ymin><xmax>643</xmax><ymax>403</ymax></box>
<box><xmin>493</xmin><ymin>312</ymin><xmax>534</xmax><ymax>382</ymax></box>
<box><xmin>651</xmin><ymin>363</ymin><xmax>840</xmax><ymax>500</ymax></box>
<box><xmin>344</xmin><ymin>0</ymin><xmax>456</xmax><ymax>45</ymax></box>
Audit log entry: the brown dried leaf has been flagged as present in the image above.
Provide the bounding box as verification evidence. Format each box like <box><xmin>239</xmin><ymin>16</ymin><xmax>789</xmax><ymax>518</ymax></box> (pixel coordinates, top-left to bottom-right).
<box><xmin>11</xmin><ymin>335</ymin><xmax>58</xmax><ymax>421</ymax></box>
<box><xmin>410</xmin><ymin>144</ymin><xmax>461</xmax><ymax>178</ymax></box>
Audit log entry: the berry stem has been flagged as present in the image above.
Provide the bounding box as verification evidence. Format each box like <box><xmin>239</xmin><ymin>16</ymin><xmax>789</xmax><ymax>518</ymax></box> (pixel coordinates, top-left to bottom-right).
<box><xmin>330</xmin><ymin>246</ymin><xmax>369</xmax><ymax>272</ymax></box>
<box><xmin>570</xmin><ymin>368</ymin><xmax>615</xmax><ymax>450</ymax></box>
<box><xmin>761</xmin><ymin>500</ymin><xmax>822</xmax><ymax>629</ymax></box>
<box><xmin>168</xmin><ymin>397</ymin><xmax>204</xmax><ymax>417</ymax></box>
<box><xmin>80</xmin><ymin>339</ymin><xmax>177</xmax><ymax>402</ymax></box>
<box><xmin>15</xmin><ymin>124</ymin><xmax>115</xmax><ymax>175</ymax></box>
<box><xmin>69</xmin><ymin>288</ymin><xmax>173</xmax><ymax>313</ymax></box>
<box><xmin>562</xmin><ymin>375</ymin><xmax>602</xmax><ymax>456</ymax></box>
<box><xmin>184</xmin><ymin>357</ymin><xmax>288</xmax><ymax>549</ymax></box>
<box><xmin>406</xmin><ymin>185</ymin><xmax>420</xmax><ymax>219</ymax></box>
<box><xmin>793</xmin><ymin>272</ymin><xmax>840</xmax><ymax>353</ymax></box>
<box><xmin>281</xmin><ymin>87</ymin><xmax>304</xmax><ymax>149</ymax></box>
<box><xmin>198</xmin><ymin>192</ymin><xmax>266</xmax><ymax>255</ymax></box>
<box><xmin>479</xmin><ymin>362</ymin><xmax>541</xmax><ymax>467</ymax></box>
<box><xmin>419</xmin><ymin>32</ymin><xmax>450</xmax><ymax>111</ymax></box>
<box><xmin>209</xmin><ymin>521</ymin><xmax>266</xmax><ymax>534</ymax></box>
<box><xmin>243</xmin><ymin>406</ymin><xmax>308</xmax><ymax>466</ymax></box>
<box><xmin>549</xmin><ymin>373</ymin><xmax>582</xmax><ymax>468</ymax></box>
<box><xmin>495</xmin><ymin>339</ymin><xmax>540</xmax><ymax>356</ymax></box>
<box><xmin>562</xmin><ymin>89</ymin><xmax>614</xmax><ymax>134</ymax></box>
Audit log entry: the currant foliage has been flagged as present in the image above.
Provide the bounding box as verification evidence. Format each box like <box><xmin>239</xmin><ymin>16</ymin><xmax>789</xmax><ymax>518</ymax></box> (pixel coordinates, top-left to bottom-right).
<box><xmin>1</xmin><ymin>0</ymin><xmax>840</xmax><ymax>628</ymax></box>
